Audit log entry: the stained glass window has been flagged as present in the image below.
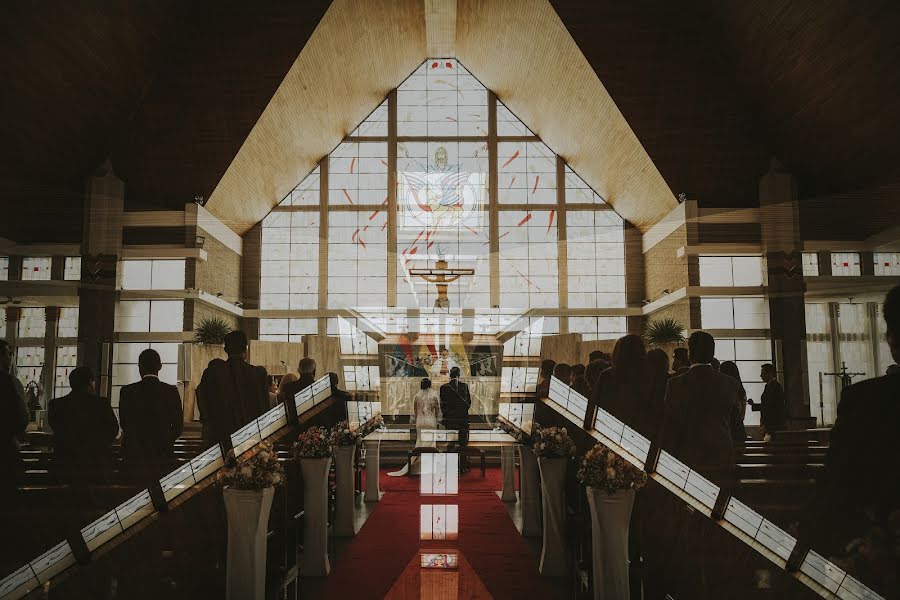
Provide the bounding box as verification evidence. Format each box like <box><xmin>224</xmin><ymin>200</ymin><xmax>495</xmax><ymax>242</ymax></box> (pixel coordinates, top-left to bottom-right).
<box><xmin>54</xmin><ymin>346</ymin><xmax>78</xmax><ymax>398</ymax></box>
<box><xmin>57</xmin><ymin>307</ymin><xmax>78</xmax><ymax>338</ymax></box>
<box><xmin>397</xmin><ymin>59</ymin><xmax>487</xmax><ymax>137</ymax></box>
<box><xmin>329</xmin><ymin>142</ymin><xmax>388</xmax><ymax>206</ymax></box>
<box><xmin>0</xmin><ymin>256</ymin><xmax>8</xmax><ymax>280</ymax></box>
<box><xmin>18</xmin><ymin>307</ymin><xmax>46</xmax><ymax>338</ymax></box>
<box><xmin>873</xmin><ymin>251</ymin><xmax>900</xmax><ymax>276</ymax></box>
<box><xmin>567</xmin><ymin>211</ymin><xmax>625</xmax><ymax>308</ymax></box>
<box><xmin>260</xmin><ymin>212</ymin><xmax>319</xmax><ymax>309</ymax></box>
<box><xmin>830</xmin><ymin>252</ymin><xmax>860</xmax><ymax>276</ymax></box>
<box><xmin>328</xmin><ymin>210</ymin><xmax>388</xmax><ymax>307</ymax></box>
<box><xmin>801</xmin><ymin>252</ymin><xmax>819</xmax><ymax>277</ymax></box>
<box><xmin>22</xmin><ymin>257</ymin><xmax>52</xmax><ymax>281</ymax></box>
<box><xmin>64</xmin><ymin>257</ymin><xmax>81</xmax><ymax>281</ymax></box>
<box><xmin>259</xmin><ymin>57</ymin><xmax>629</xmax><ymax>343</ymax></box>
<box><xmin>498</xmin><ymin>210</ymin><xmax>558</xmax><ymax>308</ymax></box>
<box><xmin>497</xmin><ymin>141</ymin><xmax>556</xmax><ymax>205</ymax></box>
<box><xmin>15</xmin><ymin>346</ymin><xmax>44</xmax><ymax>390</ymax></box>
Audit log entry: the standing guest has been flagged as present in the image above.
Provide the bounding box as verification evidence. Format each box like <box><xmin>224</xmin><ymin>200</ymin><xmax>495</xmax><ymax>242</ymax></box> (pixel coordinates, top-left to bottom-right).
<box><xmin>280</xmin><ymin>357</ymin><xmax>317</xmax><ymax>403</ymax></box>
<box><xmin>719</xmin><ymin>361</ymin><xmax>748</xmax><ymax>443</ymax></box>
<box><xmin>118</xmin><ymin>349</ymin><xmax>183</xmax><ymax>482</ymax></box>
<box><xmin>552</xmin><ymin>363</ymin><xmax>573</xmax><ymax>388</ymax></box>
<box><xmin>196</xmin><ymin>331</ymin><xmax>270</xmax><ymax>446</ymax></box>
<box><xmin>588</xmin><ymin>350</ymin><xmax>604</xmax><ymax>363</ymax></box>
<box><xmin>644</xmin><ymin>348</ymin><xmax>670</xmax><ymax>440</ymax></box>
<box><xmin>804</xmin><ymin>285</ymin><xmax>900</xmax><ymax>565</ymax></box>
<box><xmin>589</xmin><ymin>335</ymin><xmax>648</xmax><ymax>434</ymax></box>
<box><xmin>1</xmin><ymin>341</ymin><xmax>29</xmax><ymax>505</ymax></box>
<box><xmin>535</xmin><ymin>359</ymin><xmax>556</xmax><ymax>399</ymax></box>
<box><xmin>748</xmin><ymin>364</ymin><xmax>786</xmax><ymax>441</ymax></box>
<box><xmin>48</xmin><ymin>367</ymin><xmax>119</xmax><ymax>483</ymax></box>
<box><xmin>671</xmin><ymin>347</ymin><xmax>690</xmax><ymax>377</ymax></box>
<box><xmin>571</xmin><ymin>363</ymin><xmax>586</xmax><ymax>385</ymax></box>
<box><xmin>571</xmin><ymin>363</ymin><xmax>591</xmax><ymax>398</ymax></box>
<box><xmin>662</xmin><ymin>331</ymin><xmax>743</xmax><ymax>479</ymax></box>
<box><xmin>440</xmin><ymin>367</ymin><xmax>472</xmax><ymax>472</ymax></box>
<box><xmin>583</xmin><ymin>359</ymin><xmax>606</xmax><ymax>395</ymax></box>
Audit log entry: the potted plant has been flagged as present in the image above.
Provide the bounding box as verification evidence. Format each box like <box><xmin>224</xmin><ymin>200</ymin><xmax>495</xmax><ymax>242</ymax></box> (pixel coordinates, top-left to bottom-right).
<box><xmin>330</xmin><ymin>421</ymin><xmax>362</xmax><ymax>536</ymax></box>
<box><xmin>533</xmin><ymin>425</ymin><xmax>576</xmax><ymax>576</ymax></box>
<box><xmin>643</xmin><ymin>317</ymin><xmax>686</xmax><ymax>361</ymax></box>
<box><xmin>193</xmin><ymin>316</ymin><xmax>232</xmax><ymax>345</ymax></box>
<box><xmin>578</xmin><ymin>444</ymin><xmax>648</xmax><ymax>600</ymax></box>
<box><xmin>218</xmin><ymin>441</ymin><xmax>284</xmax><ymax>600</ymax></box>
<box><xmin>294</xmin><ymin>426</ymin><xmax>333</xmax><ymax>576</ymax></box>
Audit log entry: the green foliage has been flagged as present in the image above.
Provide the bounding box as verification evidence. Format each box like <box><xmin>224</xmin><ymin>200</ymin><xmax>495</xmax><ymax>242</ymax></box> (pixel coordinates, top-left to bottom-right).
<box><xmin>643</xmin><ymin>317</ymin><xmax>685</xmax><ymax>347</ymax></box>
<box><xmin>193</xmin><ymin>316</ymin><xmax>231</xmax><ymax>345</ymax></box>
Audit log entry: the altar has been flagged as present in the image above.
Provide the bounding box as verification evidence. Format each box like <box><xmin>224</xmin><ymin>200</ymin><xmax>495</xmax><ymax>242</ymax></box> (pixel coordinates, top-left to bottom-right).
<box><xmin>378</xmin><ymin>334</ymin><xmax>502</xmax><ymax>418</ymax></box>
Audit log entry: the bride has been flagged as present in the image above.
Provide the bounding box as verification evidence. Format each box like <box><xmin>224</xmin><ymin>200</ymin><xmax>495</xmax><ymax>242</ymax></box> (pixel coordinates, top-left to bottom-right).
<box><xmin>388</xmin><ymin>378</ymin><xmax>442</xmax><ymax>476</ymax></box>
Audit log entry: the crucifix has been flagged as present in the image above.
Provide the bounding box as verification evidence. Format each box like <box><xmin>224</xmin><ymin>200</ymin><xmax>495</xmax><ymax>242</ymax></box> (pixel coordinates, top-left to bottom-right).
<box><xmin>817</xmin><ymin>361</ymin><xmax>865</xmax><ymax>425</ymax></box>
<box><xmin>408</xmin><ymin>258</ymin><xmax>475</xmax><ymax>309</ymax></box>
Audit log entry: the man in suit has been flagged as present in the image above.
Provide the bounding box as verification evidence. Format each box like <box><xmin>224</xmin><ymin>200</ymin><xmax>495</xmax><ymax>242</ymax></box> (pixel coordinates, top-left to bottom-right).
<box><xmin>48</xmin><ymin>367</ymin><xmax>119</xmax><ymax>483</ymax></box>
<box><xmin>119</xmin><ymin>349</ymin><xmax>184</xmax><ymax>482</ymax></box>
<box><xmin>197</xmin><ymin>331</ymin><xmax>270</xmax><ymax>447</ymax></box>
<box><xmin>662</xmin><ymin>331</ymin><xmax>744</xmax><ymax>480</ymax></box>
<box><xmin>804</xmin><ymin>285</ymin><xmax>900</xmax><ymax>558</ymax></box>
<box><xmin>440</xmin><ymin>367</ymin><xmax>472</xmax><ymax>472</ymax></box>
<box><xmin>280</xmin><ymin>357</ymin><xmax>317</xmax><ymax>405</ymax></box>
<box><xmin>1</xmin><ymin>341</ymin><xmax>29</xmax><ymax>506</ymax></box>
<box><xmin>748</xmin><ymin>364</ymin><xmax>786</xmax><ymax>441</ymax></box>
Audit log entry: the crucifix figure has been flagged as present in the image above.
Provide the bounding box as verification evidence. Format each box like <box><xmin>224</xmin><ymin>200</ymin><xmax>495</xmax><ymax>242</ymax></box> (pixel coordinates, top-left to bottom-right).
<box><xmin>409</xmin><ymin>258</ymin><xmax>475</xmax><ymax>309</ymax></box>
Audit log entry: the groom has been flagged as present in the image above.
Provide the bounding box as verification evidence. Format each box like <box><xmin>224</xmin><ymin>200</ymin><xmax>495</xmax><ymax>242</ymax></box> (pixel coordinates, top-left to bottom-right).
<box><xmin>440</xmin><ymin>367</ymin><xmax>472</xmax><ymax>472</ymax></box>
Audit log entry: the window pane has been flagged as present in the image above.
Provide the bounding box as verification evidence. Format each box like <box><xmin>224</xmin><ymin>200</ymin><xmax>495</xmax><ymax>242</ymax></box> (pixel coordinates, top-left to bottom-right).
<box><xmin>64</xmin><ymin>257</ymin><xmax>81</xmax><ymax>281</ymax></box>
<box><xmin>18</xmin><ymin>307</ymin><xmax>46</xmax><ymax>338</ymax></box>
<box><xmin>57</xmin><ymin>307</ymin><xmax>79</xmax><ymax>338</ymax></box>
<box><xmin>802</xmin><ymin>253</ymin><xmax>819</xmax><ymax>277</ymax></box>
<box><xmin>21</xmin><ymin>257</ymin><xmax>52</xmax><ymax>280</ymax></box>
<box><xmin>873</xmin><ymin>252</ymin><xmax>900</xmax><ymax>276</ymax></box>
<box><xmin>831</xmin><ymin>252</ymin><xmax>860</xmax><ymax>276</ymax></box>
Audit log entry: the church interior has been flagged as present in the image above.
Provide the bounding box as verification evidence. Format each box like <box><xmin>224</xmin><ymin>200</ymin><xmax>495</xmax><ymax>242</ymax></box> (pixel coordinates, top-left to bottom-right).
<box><xmin>1</xmin><ymin>1</ymin><xmax>899</xmax><ymax>599</ymax></box>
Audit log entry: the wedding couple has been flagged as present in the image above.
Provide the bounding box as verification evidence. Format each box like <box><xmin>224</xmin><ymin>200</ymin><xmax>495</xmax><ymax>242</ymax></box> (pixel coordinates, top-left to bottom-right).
<box><xmin>388</xmin><ymin>367</ymin><xmax>472</xmax><ymax>476</ymax></box>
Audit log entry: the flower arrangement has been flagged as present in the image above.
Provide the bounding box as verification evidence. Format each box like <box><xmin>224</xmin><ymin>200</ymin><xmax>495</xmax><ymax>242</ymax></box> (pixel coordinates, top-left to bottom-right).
<box><xmin>294</xmin><ymin>425</ymin><xmax>333</xmax><ymax>459</ymax></box>
<box><xmin>577</xmin><ymin>444</ymin><xmax>647</xmax><ymax>493</ymax></box>
<box><xmin>330</xmin><ymin>420</ymin><xmax>363</xmax><ymax>447</ymax></box>
<box><xmin>218</xmin><ymin>440</ymin><xmax>284</xmax><ymax>490</ymax></box>
<box><xmin>532</xmin><ymin>426</ymin><xmax>576</xmax><ymax>459</ymax></box>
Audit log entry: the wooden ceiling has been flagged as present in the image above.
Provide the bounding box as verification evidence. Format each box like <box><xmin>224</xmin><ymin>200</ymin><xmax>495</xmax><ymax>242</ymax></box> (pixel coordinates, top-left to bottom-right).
<box><xmin>551</xmin><ymin>0</ymin><xmax>900</xmax><ymax>206</ymax></box>
<box><xmin>2</xmin><ymin>1</ymin><xmax>899</xmax><ymax>242</ymax></box>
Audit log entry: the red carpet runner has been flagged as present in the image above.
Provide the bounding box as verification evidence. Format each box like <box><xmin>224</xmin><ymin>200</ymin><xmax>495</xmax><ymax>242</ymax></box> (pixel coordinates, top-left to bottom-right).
<box><xmin>316</xmin><ymin>468</ymin><xmax>557</xmax><ymax>600</ymax></box>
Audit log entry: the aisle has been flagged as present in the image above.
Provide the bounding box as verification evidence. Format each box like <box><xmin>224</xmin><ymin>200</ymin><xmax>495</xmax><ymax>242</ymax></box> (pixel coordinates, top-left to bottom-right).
<box><xmin>316</xmin><ymin>468</ymin><xmax>558</xmax><ymax>600</ymax></box>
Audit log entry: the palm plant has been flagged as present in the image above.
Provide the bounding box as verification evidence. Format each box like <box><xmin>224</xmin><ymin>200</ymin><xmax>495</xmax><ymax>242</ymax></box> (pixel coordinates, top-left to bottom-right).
<box><xmin>194</xmin><ymin>316</ymin><xmax>232</xmax><ymax>345</ymax></box>
<box><xmin>643</xmin><ymin>317</ymin><xmax>685</xmax><ymax>347</ymax></box>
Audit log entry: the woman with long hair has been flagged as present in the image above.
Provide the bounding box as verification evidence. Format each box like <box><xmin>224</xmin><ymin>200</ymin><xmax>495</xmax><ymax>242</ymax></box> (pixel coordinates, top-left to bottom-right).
<box><xmin>719</xmin><ymin>361</ymin><xmax>748</xmax><ymax>441</ymax></box>
<box><xmin>589</xmin><ymin>334</ymin><xmax>648</xmax><ymax>434</ymax></box>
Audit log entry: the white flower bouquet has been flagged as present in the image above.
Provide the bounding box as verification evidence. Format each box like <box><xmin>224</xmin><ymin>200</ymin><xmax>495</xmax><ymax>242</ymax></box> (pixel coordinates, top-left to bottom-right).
<box><xmin>218</xmin><ymin>440</ymin><xmax>285</xmax><ymax>490</ymax></box>
<box><xmin>532</xmin><ymin>425</ymin><xmax>576</xmax><ymax>459</ymax></box>
<box><xmin>577</xmin><ymin>444</ymin><xmax>647</xmax><ymax>493</ymax></box>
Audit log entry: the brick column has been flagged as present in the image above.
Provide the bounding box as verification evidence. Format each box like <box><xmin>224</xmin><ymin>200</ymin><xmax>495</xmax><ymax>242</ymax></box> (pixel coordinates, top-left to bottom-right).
<box><xmin>759</xmin><ymin>159</ymin><xmax>809</xmax><ymax>424</ymax></box>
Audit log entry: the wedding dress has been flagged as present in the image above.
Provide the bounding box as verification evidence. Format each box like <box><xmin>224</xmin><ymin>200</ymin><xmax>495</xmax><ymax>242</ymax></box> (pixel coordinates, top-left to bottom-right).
<box><xmin>387</xmin><ymin>388</ymin><xmax>442</xmax><ymax>476</ymax></box>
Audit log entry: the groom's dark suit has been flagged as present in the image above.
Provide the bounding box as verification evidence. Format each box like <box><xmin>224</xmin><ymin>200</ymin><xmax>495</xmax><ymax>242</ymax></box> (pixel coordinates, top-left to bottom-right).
<box><xmin>440</xmin><ymin>377</ymin><xmax>472</xmax><ymax>470</ymax></box>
